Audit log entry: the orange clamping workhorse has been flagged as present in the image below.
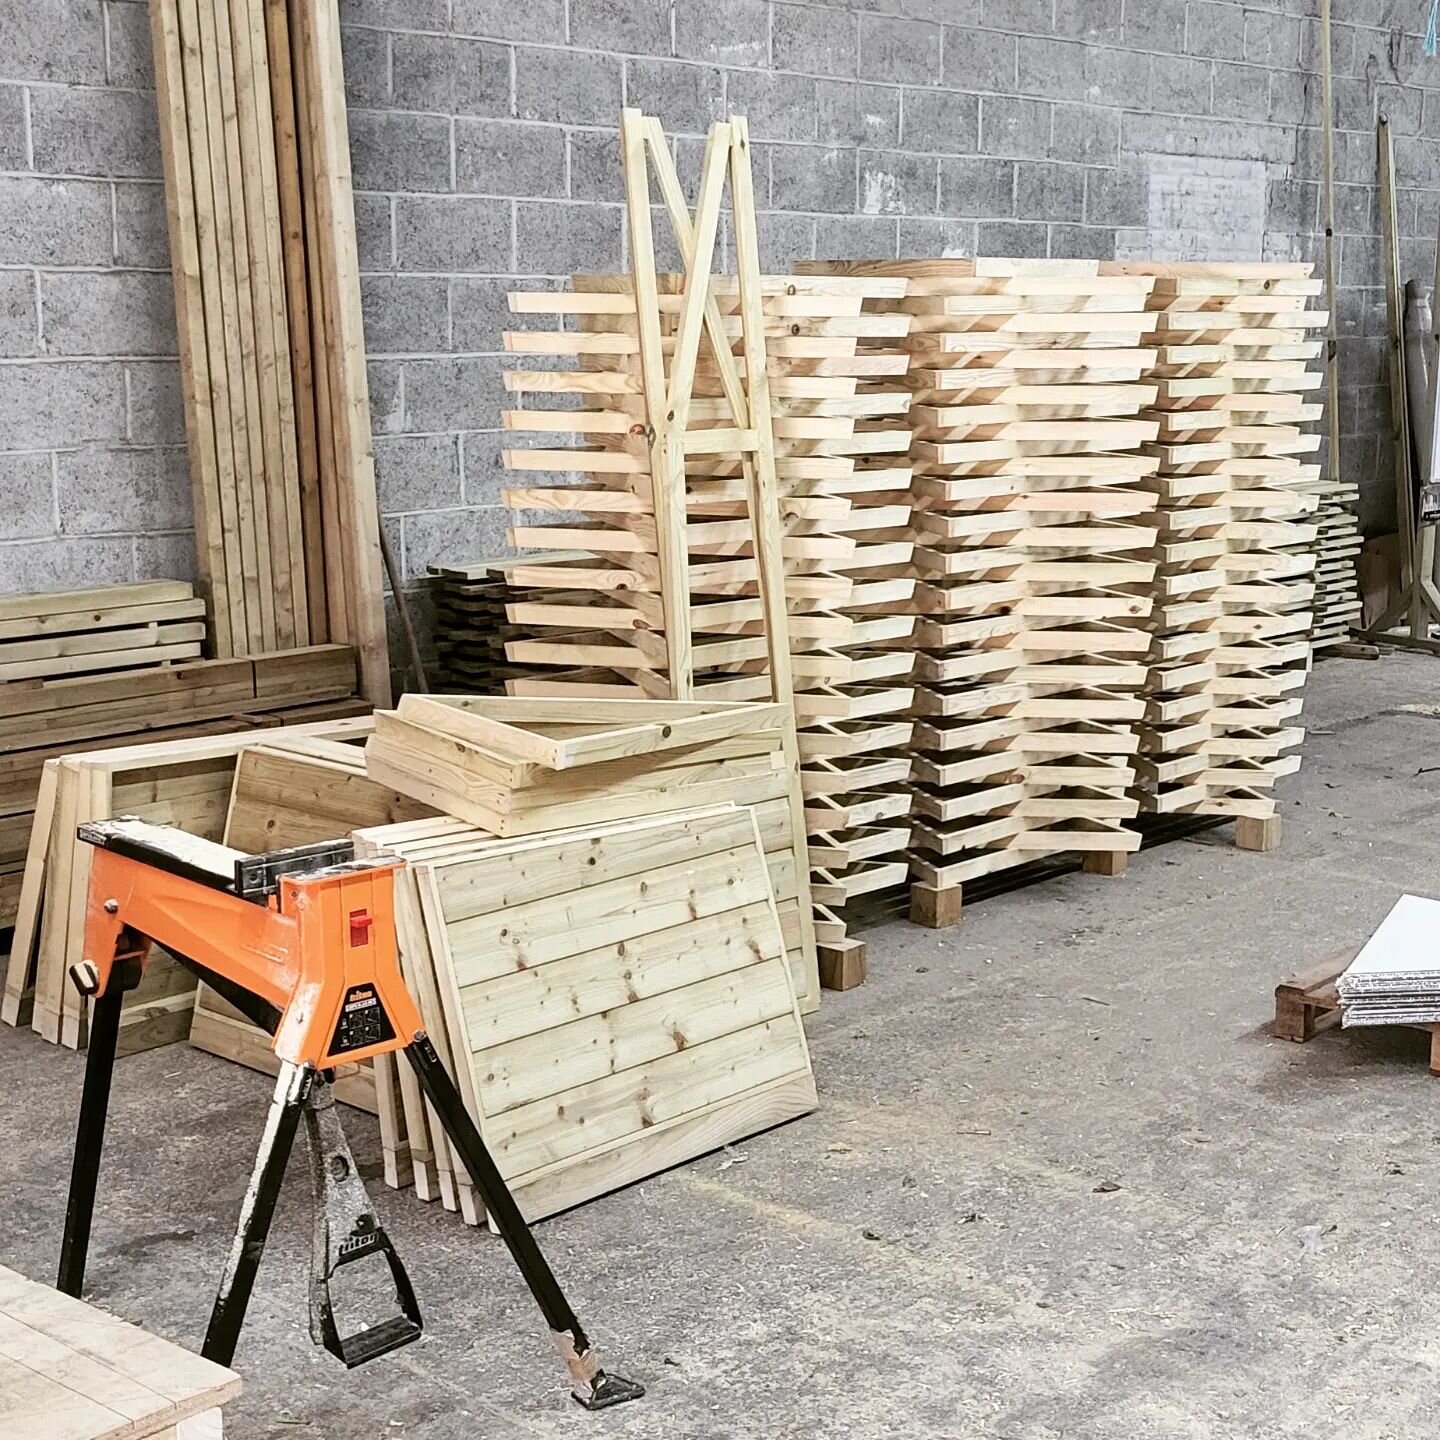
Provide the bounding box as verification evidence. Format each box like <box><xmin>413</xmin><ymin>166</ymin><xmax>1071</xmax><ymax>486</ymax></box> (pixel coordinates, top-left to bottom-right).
<box><xmin>79</xmin><ymin>838</ymin><xmax>422</xmax><ymax>1071</ymax></box>
<box><xmin>56</xmin><ymin>818</ymin><xmax>643</xmax><ymax>1411</ymax></box>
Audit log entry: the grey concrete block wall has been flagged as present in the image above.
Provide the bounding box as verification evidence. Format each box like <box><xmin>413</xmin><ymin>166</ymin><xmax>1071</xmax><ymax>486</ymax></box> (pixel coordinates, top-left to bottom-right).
<box><xmin>2</xmin><ymin>0</ymin><xmax>1438</xmax><ymax>605</ymax></box>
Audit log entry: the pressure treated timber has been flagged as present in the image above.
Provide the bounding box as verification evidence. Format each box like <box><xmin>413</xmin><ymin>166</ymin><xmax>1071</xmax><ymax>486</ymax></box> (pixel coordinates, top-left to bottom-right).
<box><xmin>353</xmin><ymin>805</ymin><xmax>817</xmax><ymax>1226</ymax></box>
<box><xmin>806</xmin><ymin>258</ymin><xmax>1159</xmax><ymax>921</ymax></box>
<box><xmin>1098</xmin><ymin>262</ymin><xmax>1326</xmax><ymax>838</ymax></box>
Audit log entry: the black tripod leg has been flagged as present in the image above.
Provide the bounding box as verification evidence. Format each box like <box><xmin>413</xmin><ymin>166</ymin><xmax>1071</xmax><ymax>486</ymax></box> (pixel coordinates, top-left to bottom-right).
<box><xmin>405</xmin><ymin>1035</ymin><xmax>644</xmax><ymax>1411</ymax></box>
<box><xmin>58</xmin><ymin>956</ymin><xmax>142</xmax><ymax>1297</ymax></box>
<box><xmin>202</xmin><ymin>1062</ymin><xmax>313</xmax><ymax>1366</ymax></box>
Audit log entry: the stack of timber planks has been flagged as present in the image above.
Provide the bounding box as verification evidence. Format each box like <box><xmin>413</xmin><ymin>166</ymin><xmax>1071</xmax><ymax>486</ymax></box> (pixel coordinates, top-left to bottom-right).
<box><xmin>363</xmin><ymin>694</ymin><xmax>821</xmax><ymax>1013</ymax></box>
<box><xmin>427</xmin><ymin>554</ymin><xmax>572</xmax><ymax>693</ymax></box>
<box><xmin>148</xmin><ymin>0</ymin><xmax>389</xmax><ymax>703</ymax></box>
<box><xmin>0</xmin><ymin>582</ymin><xmax>363</xmax><ymax>935</ymax></box>
<box><xmin>353</xmin><ymin>803</ymin><xmax>817</xmax><ymax>1226</ymax></box>
<box><xmin>806</xmin><ymin>259</ymin><xmax>1161</xmax><ymax>924</ymax></box>
<box><xmin>714</xmin><ymin>275</ymin><xmax>918</xmax><ymax>982</ymax></box>
<box><xmin>0</xmin><ymin>716</ymin><xmax>375</xmax><ymax>1051</ymax></box>
<box><xmin>1100</xmin><ymin>262</ymin><xmax>1325</xmax><ymax>843</ymax></box>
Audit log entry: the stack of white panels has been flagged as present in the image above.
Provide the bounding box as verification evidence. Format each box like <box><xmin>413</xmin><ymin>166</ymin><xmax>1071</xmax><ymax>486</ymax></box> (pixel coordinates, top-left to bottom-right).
<box><xmin>1339</xmin><ymin>894</ymin><xmax>1440</xmax><ymax>1026</ymax></box>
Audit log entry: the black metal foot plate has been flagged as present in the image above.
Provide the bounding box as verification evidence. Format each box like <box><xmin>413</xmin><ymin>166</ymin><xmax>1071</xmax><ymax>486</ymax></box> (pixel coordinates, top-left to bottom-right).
<box><xmin>572</xmin><ymin>1371</ymin><xmax>646</xmax><ymax>1411</ymax></box>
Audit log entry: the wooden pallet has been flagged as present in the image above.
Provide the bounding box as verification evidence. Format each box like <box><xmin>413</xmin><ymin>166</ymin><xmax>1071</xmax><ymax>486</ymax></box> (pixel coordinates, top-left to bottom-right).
<box><xmin>1274</xmin><ymin>953</ymin><xmax>1440</xmax><ymax>1072</ymax></box>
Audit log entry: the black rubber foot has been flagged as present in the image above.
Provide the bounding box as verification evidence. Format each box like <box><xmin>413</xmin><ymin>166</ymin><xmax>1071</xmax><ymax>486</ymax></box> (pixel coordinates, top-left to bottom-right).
<box><xmin>572</xmin><ymin>1371</ymin><xmax>646</xmax><ymax>1411</ymax></box>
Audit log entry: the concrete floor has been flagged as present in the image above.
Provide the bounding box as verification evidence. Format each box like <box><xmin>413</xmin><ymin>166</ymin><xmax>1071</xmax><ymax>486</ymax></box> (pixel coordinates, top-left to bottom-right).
<box><xmin>4</xmin><ymin>652</ymin><xmax>1440</xmax><ymax>1439</ymax></box>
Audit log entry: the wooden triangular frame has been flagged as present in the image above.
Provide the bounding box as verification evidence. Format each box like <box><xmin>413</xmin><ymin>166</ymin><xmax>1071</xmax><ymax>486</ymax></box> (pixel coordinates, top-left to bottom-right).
<box><xmin>619</xmin><ymin>109</ymin><xmax>793</xmax><ymax>706</ymax></box>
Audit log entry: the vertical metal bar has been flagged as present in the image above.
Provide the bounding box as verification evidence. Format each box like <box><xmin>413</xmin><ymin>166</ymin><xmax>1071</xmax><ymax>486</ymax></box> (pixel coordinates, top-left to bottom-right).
<box><xmin>404</xmin><ymin>1035</ymin><xmax>643</xmax><ymax>1409</ymax></box>
<box><xmin>1320</xmin><ymin>0</ymin><xmax>1343</xmax><ymax>497</ymax></box>
<box><xmin>202</xmin><ymin>1062</ymin><xmax>312</xmax><ymax>1365</ymax></box>
<box><xmin>56</xmin><ymin>965</ymin><xmax>135</xmax><ymax>1297</ymax></box>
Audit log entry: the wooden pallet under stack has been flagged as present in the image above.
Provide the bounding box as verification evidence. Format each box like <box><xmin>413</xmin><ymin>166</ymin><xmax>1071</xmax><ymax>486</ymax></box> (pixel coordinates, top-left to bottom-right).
<box><xmin>808</xmin><ymin>259</ymin><xmax>1160</xmax><ymax>927</ymax></box>
<box><xmin>1101</xmin><ymin>262</ymin><xmax>1326</xmax><ymax>851</ymax></box>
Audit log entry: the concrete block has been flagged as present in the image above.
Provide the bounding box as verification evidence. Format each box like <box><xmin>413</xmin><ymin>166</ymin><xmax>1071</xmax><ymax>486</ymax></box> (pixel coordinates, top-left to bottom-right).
<box><xmin>814</xmin><ymin>214</ymin><xmax>898</xmax><ymax>261</ymax></box>
<box><xmin>515</xmin><ymin>201</ymin><xmax>623</xmax><ymax>273</ymax></box>
<box><xmin>0</xmin><ymin>0</ymin><xmax>105</xmax><ymax>84</ymax></box>
<box><xmin>981</xmin><ymin>0</ymin><xmax>1053</xmax><ymax>34</ymax></box>
<box><xmin>1243</xmin><ymin>9</ymin><xmax>1301</xmax><ymax>67</ymax></box>
<box><xmin>859</xmin><ymin>14</ymin><xmax>941</xmax><ymax>85</ymax></box>
<box><xmin>391</xmin><ymin>34</ymin><xmax>511</xmax><ymax>118</ymax></box>
<box><xmin>1121</xmin><ymin>113</ymin><xmax>1295</xmax><ymax>165</ymax></box>
<box><xmin>396</xmin><ymin>196</ymin><xmax>510</xmax><ymax>273</ymax></box>
<box><xmin>1053</xmin><ymin>0</ymin><xmax>1121</xmax><ymax>44</ymax></box>
<box><xmin>450</xmin><ymin>0</ymin><xmax>563</xmax><ymax>42</ymax></box>
<box><xmin>1149</xmin><ymin>54</ymin><xmax>1213</xmax><ymax>118</ymax></box>
<box><xmin>1017</xmin><ymin>38</ymin><xmax>1148</xmax><ymax>108</ymax></box>
<box><xmin>374</xmin><ymin>434</ymin><xmax>462</xmax><ymax>512</ymax></box>
<box><xmin>774</xmin><ymin>3</ymin><xmax>858</xmax><ymax>78</ymax></box>
<box><xmin>0</xmin><ymin>271</ymin><xmax>37</xmax><ymax>358</ymax></box>
<box><xmin>354</xmin><ymin>193</ymin><xmax>394</xmax><ymax>270</ymax></box>
<box><xmin>30</xmin><ymin>87</ymin><xmax>160</xmax><ymax>178</ymax></box>
<box><xmin>1378</xmin><ymin>84</ymin><xmax>1422</xmax><ymax>138</ymax></box>
<box><xmin>42</xmin><ymin>272</ymin><xmax>176</xmax><ymax>357</ymax></box>
<box><xmin>132</xmin><ymin>531</ymin><xmax>198</xmax><ymax>585</ymax></box>
<box><xmin>1267</xmin><ymin>69</ymin><xmax>1315</xmax><ymax>126</ymax></box>
<box><xmin>675</xmin><ymin>0</ymin><xmax>768</xmax><ymax>68</ymax></box>
<box><xmin>980</xmin><ymin>96</ymin><xmax>1052</xmax><ymax>159</ymax></box>
<box><xmin>940</xmin><ymin>27</ymin><xmax>1017</xmax><ymax>93</ymax></box>
<box><xmin>460</xmin><ymin>430</ymin><xmax>506</xmax><ymax>506</ymax></box>
<box><xmin>456</xmin><ymin>119</ymin><xmax>566</xmax><ymax>197</ymax></box>
<box><xmin>817</xmin><ymin>81</ymin><xmax>900</xmax><ymax>148</ymax></box>
<box><xmin>368</xmin><ymin>359</ymin><xmax>405</xmax><ymax>434</ymax></box>
<box><xmin>755</xmin><ymin>211</ymin><xmax>816</xmax><ymax>271</ymax></box>
<box><xmin>124</xmin><ymin>361</ymin><xmax>184</xmax><ymax>445</ymax></box>
<box><xmin>860</xmin><ymin>149</ymin><xmax>938</xmax><ymax>215</ymax></box>
<box><xmin>104</xmin><ymin>0</ymin><xmax>154</xmax><ymax>87</ymax></box>
<box><xmin>1333</xmin><ymin>181</ymin><xmax>1374</xmax><ymax>236</ymax></box>
<box><xmin>771</xmin><ymin>143</ymin><xmax>857</xmax><ymax>213</ymax></box>
<box><xmin>361</xmin><ymin>275</ymin><xmax>450</xmax><ymax>354</ymax></box>
<box><xmin>568</xmin><ymin>129</ymin><xmax>622</xmax><ymax>203</ymax></box>
<box><xmin>452</xmin><ymin>277</ymin><xmax>536</xmax><ymax>353</ymax></box>
<box><xmin>940</xmin><ymin>156</ymin><xmax>1015</xmax><ymax>217</ymax></box>
<box><xmin>1015</xmin><ymin>160</ymin><xmax>1085</xmax><ymax>222</ymax></box>
<box><xmin>1084</xmin><ymin>162</ymin><xmax>1145</xmax><ymax>227</ymax></box>
<box><xmin>516</xmin><ymin>46</ymin><xmax>622</xmax><ymax>125</ymax></box>
<box><xmin>402</xmin><ymin>356</ymin><xmax>504</xmax><ymax>433</ymax></box>
<box><xmin>0</xmin><ymin>536</ymin><xmax>134</xmax><ymax>594</ymax></box>
<box><xmin>0</xmin><ymin>453</ymin><xmax>54</xmax><ymax>541</ymax></box>
<box><xmin>978</xmin><ymin>218</ymin><xmax>1048</xmax><ymax>257</ymax></box>
<box><xmin>56</xmin><ymin>445</ymin><xmax>191</xmax><ymax>534</ymax></box>
<box><xmin>1049</xmin><ymin>102</ymin><xmax>1120</xmax><ymax>164</ymax></box>
<box><xmin>0</xmin><ymin>86</ymin><xmax>25</xmax><ymax>170</ymax></box>
<box><xmin>726</xmin><ymin>71</ymin><xmax>819</xmax><ymax>143</ymax></box>
<box><xmin>571</xmin><ymin>0</ymin><xmax>671</xmax><ymax>55</ymax></box>
<box><xmin>1185</xmin><ymin>1</ymin><xmax>1246</xmax><ymax>60</ymax></box>
<box><xmin>349</xmin><ymin>110</ymin><xmax>453</xmax><ymax>193</ymax></box>
<box><xmin>1211</xmin><ymin>62</ymin><xmax>1273</xmax><ymax>123</ymax></box>
<box><xmin>900</xmin><ymin>86</ymin><xmax>979</xmax><ymax>154</ymax></box>
<box><xmin>1340</xmin><ymin>233</ymin><xmax>1381</xmax><ymax>288</ymax></box>
<box><xmin>1123</xmin><ymin>0</ymin><xmax>1186</xmax><ymax>54</ymax></box>
<box><xmin>0</xmin><ymin>178</ymin><xmax>112</xmax><ymax>266</ymax></box>
<box><xmin>342</xmin><ymin>0</ymin><xmax>447</xmax><ymax>29</ymax></box>
<box><xmin>1332</xmin><ymin>76</ymin><xmax>1374</xmax><ymax>133</ymax></box>
<box><xmin>114</xmin><ymin>182</ymin><xmax>171</xmax><ymax>269</ymax></box>
<box><xmin>625</xmin><ymin>59</ymin><xmax>725</xmax><ymax>136</ymax></box>
<box><xmin>341</xmin><ymin>26</ymin><xmax>391</xmax><ymax>108</ymax></box>
<box><xmin>1047</xmin><ymin>223</ymin><xmax>1115</xmax><ymax>260</ymax></box>
<box><xmin>401</xmin><ymin>505</ymin><xmax>510</xmax><ymax>579</ymax></box>
<box><xmin>898</xmin><ymin>216</ymin><xmax>976</xmax><ymax>258</ymax></box>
